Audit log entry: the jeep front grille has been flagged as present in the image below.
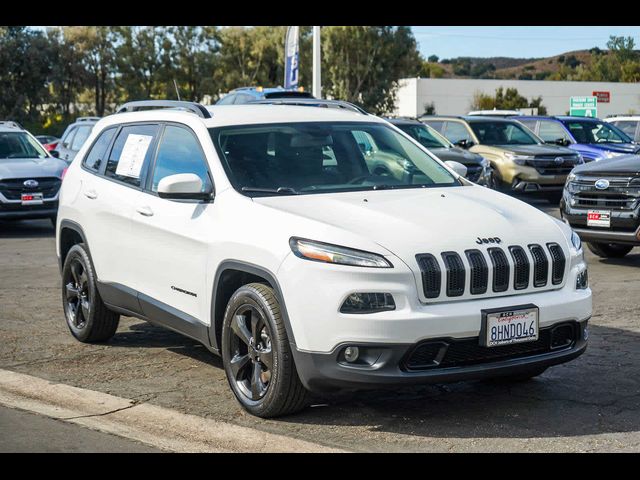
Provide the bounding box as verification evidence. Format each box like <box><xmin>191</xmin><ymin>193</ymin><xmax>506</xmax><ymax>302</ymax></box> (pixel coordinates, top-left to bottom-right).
<box><xmin>416</xmin><ymin>243</ymin><xmax>564</xmax><ymax>300</ymax></box>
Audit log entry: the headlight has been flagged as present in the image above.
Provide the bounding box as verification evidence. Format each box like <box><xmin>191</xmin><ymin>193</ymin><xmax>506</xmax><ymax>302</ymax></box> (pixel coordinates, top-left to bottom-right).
<box><xmin>504</xmin><ymin>152</ymin><xmax>534</xmax><ymax>165</ymax></box>
<box><xmin>571</xmin><ymin>230</ymin><xmax>582</xmax><ymax>252</ymax></box>
<box><xmin>566</xmin><ymin>172</ymin><xmax>576</xmax><ymax>183</ymax></box>
<box><xmin>576</xmin><ymin>153</ymin><xmax>584</xmax><ymax>164</ymax></box>
<box><xmin>604</xmin><ymin>150</ymin><xmax>623</xmax><ymax>159</ymax></box>
<box><xmin>289</xmin><ymin>237</ymin><xmax>393</xmax><ymax>268</ymax></box>
<box><xmin>480</xmin><ymin>157</ymin><xmax>490</xmax><ymax>168</ymax></box>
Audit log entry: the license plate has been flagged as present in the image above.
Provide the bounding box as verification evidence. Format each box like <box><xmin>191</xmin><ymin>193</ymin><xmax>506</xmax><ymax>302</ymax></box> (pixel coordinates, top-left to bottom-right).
<box><xmin>587</xmin><ymin>209</ymin><xmax>611</xmax><ymax>228</ymax></box>
<box><xmin>21</xmin><ymin>192</ymin><xmax>44</xmax><ymax>205</ymax></box>
<box><xmin>481</xmin><ymin>305</ymin><xmax>539</xmax><ymax>347</ymax></box>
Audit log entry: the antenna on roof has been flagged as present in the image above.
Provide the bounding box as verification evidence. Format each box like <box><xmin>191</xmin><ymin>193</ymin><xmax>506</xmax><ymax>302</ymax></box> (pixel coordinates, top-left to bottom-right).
<box><xmin>173</xmin><ymin>79</ymin><xmax>181</xmax><ymax>101</ymax></box>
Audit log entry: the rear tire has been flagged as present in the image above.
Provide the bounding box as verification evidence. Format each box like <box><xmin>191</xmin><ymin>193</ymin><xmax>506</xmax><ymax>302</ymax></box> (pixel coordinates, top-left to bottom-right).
<box><xmin>587</xmin><ymin>242</ymin><xmax>634</xmax><ymax>258</ymax></box>
<box><xmin>61</xmin><ymin>243</ymin><xmax>120</xmax><ymax>343</ymax></box>
<box><xmin>222</xmin><ymin>283</ymin><xmax>308</xmax><ymax>418</ymax></box>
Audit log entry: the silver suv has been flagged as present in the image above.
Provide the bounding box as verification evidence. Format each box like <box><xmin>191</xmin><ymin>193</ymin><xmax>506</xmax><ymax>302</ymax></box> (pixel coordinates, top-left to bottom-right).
<box><xmin>55</xmin><ymin>117</ymin><xmax>101</xmax><ymax>163</ymax></box>
<box><xmin>0</xmin><ymin>121</ymin><xmax>67</xmax><ymax>226</ymax></box>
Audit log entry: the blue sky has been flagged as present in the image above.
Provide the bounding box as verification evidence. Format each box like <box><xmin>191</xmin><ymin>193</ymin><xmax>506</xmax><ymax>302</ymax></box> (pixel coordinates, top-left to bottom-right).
<box><xmin>412</xmin><ymin>26</ymin><xmax>640</xmax><ymax>59</ymax></box>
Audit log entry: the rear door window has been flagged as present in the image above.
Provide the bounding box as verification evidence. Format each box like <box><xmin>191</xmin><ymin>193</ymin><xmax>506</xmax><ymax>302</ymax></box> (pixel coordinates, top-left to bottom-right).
<box><xmin>82</xmin><ymin>127</ymin><xmax>116</xmax><ymax>172</ymax></box>
<box><xmin>70</xmin><ymin>125</ymin><xmax>92</xmax><ymax>151</ymax></box>
<box><xmin>537</xmin><ymin>120</ymin><xmax>571</xmax><ymax>142</ymax></box>
<box><xmin>104</xmin><ymin>124</ymin><xmax>159</xmax><ymax>188</ymax></box>
<box><xmin>443</xmin><ymin>121</ymin><xmax>472</xmax><ymax>144</ymax></box>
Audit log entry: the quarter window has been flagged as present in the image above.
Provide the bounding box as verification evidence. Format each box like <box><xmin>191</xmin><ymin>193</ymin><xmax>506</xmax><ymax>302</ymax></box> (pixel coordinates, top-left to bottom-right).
<box><xmin>83</xmin><ymin>127</ymin><xmax>116</xmax><ymax>171</ymax></box>
<box><xmin>105</xmin><ymin>124</ymin><xmax>159</xmax><ymax>187</ymax></box>
<box><xmin>150</xmin><ymin>126</ymin><xmax>211</xmax><ymax>193</ymax></box>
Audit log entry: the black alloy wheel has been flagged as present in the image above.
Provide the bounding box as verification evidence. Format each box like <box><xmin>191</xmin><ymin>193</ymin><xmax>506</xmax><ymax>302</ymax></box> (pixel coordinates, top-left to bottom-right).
<box><xmin>227</xmin><ymin>304</ymin><xmax>274</xmax><ymax>402</ymax></box>
<box><xmin>64</xmin><ymin>257</ymin><xmax>91</xmax><ymax>330</ymax></box>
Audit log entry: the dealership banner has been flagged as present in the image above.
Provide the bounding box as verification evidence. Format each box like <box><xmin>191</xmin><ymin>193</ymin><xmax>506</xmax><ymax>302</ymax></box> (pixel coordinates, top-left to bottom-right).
<box><xmin>284</xmin><ymin>26</ymin><xmax>300</xmax><ymax>89</ymax></box>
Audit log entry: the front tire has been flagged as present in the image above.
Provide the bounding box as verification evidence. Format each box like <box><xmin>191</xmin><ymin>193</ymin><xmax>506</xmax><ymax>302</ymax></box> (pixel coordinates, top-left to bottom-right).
<box><xmin>587</xmin><ymin>242</ymin><xmax>634</xmax><ymax>258</ymax></box>
<box><xmin>61</xmin><ymin>243</ymin><xmax>120</xmax><ymax>343</ymax></box>
<box><xmin>221</xmin><ymin>283</ymin><xmax>308</xmax><ymax>418</ymax></box>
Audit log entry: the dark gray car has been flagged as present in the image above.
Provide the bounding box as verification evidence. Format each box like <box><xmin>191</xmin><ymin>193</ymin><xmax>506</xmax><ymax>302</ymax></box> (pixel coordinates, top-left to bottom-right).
<box><xmin>387</xmin><ymin>117</ymin><xmax>493</xmax><ymax>186</ymax></box>
<box><xmin>54</xmin><ymin>117</ymin><xmax>100</xmax><ymax>163</ymax></box>
<box><xmin>0</xmin><ymin>123</ymin><xmax>67</xmax><ymax>226</ymax></box>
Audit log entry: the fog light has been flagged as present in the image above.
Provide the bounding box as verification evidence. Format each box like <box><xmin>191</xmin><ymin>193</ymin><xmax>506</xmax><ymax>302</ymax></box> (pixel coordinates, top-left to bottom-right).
<box><xmin>576</xmin><ymin>269</ymin><xmax>588</xmax><ymax>290</ymax></box>
<box><xmin>340</xmin><ymin>293</ymin><xmax>395</xmax><ymax>314</ymax></box>
<box><xmin>344</xmin><ymin>346</ymin><xmax>360</xmax><ymax>363</ymax></box>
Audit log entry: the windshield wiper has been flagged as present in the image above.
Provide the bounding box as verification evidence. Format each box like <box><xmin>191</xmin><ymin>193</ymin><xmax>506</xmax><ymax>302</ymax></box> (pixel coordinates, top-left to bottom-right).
<box><xmin>241</xmin><ymin>186</ymin><xmax>300</xmax><ymax>195</ymax></box>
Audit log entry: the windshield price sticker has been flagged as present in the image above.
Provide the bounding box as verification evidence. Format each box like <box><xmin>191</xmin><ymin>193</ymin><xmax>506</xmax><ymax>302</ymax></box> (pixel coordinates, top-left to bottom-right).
<box><xmin>115</xmin><ymin>134</ymin><xmax>153</xmax><ymax>179</ymax></box>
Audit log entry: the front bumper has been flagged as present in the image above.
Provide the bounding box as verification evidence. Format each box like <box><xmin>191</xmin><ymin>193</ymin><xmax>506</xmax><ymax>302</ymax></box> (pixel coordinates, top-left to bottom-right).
<box><xmin>293</xmin><ymin>320</ymin><xmax>589</xmax><ymax>392</ymax></box>
<box><xmin>0</xmin><ymin>201</ymin><xmax>58</xmax><ymax>220</ymax></box>
<box><xmin>561</xmin><ymin>198</ymin><xmax>640</xmax><ymax>245</ymax></box>
<box><xmin>494</xmin><ymin>161</ymin><xmax>568</xmax><ymax>190</ymax></box>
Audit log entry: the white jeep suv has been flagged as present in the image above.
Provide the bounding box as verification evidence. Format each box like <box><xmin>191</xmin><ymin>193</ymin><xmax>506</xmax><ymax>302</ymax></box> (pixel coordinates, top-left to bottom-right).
<box><xmin>56</xmin><ymin>100</ymin><xmax>592</xmax><ymax>418</ymax></box>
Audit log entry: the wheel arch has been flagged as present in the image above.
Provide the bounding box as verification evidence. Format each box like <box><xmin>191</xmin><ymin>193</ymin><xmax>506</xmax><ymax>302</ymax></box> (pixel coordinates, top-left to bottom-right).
<box><xmin>210</xmin><ymin>261</ymin><xmax>296</xmax><ymax>352</ymax></box>
<box><xmin>58</xmin><ymin>220</ymin><xmax>89</xmax><ymax>272</ymax></box>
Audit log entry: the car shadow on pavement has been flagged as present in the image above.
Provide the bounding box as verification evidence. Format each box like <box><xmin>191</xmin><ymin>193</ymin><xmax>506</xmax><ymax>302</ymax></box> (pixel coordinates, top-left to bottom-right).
<box><xmin>111</xmin><ymin>321</ymin><xmax>222</xmax><ymax>368</ymax></box>
<box><xmin>597</xmin><ymin>251</ymin><xmax>640</xmax><ymax>268</ymax></box>
<box><xmin>275</xmin><ymin>324</ymin><xmax>640</xmax><ymax>439</ymax></box>
<box><xmin>0</xmin><ymin>220</ymin><xmax>54</xmax><ymax>238</ymax></box>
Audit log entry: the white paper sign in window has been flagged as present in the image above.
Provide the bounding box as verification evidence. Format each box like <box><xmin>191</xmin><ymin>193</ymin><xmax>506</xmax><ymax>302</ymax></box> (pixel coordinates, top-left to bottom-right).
<box><xmin>115</xmin><ymin>134</ymin><xmax>153</xmax><ymax>179</ymax></box>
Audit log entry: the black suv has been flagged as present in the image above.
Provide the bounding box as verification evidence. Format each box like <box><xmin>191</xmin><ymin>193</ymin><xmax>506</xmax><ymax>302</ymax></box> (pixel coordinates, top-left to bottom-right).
<box><xmin>561</xmin><ymin>155</ymin><xmax>640</xmax><ymax>258</ymax></box>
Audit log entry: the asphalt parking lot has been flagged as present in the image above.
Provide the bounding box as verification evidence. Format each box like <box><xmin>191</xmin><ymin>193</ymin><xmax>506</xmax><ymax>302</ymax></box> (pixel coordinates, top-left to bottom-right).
<box><xmin>1</xmin><ymin>197</ymin><xmax>639</xmax><ymax>452</ymax></box>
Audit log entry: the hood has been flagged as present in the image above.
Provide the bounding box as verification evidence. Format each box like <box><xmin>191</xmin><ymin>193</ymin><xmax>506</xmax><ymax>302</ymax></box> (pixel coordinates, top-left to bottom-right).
<box><xmin>579</xmin><ymin>142</ymin><xmax>639</xmax><ymax>154</ymax></box>
<box><xmin>572</xmin><ymin>155</ymin><xmax>640</xmax><ymax>176</ymax></box>
<box><xmin>0</xmin><ymin>157</ymin><xmax>66</xmax><ymax>180</ymax></box>
<box><xmin>490</xmin><ymin>144</ymin><xmax>576</xmax><ymax>156</ymax></box>
<box><xmin>429</xmin><ymin>146</ymin><xmax>484</xmax><ymax>166</ymax></box>
<box><xmin>254</xmin><ymin>186</ymin><xmax>569</xmax><ymax>268</ymax></box>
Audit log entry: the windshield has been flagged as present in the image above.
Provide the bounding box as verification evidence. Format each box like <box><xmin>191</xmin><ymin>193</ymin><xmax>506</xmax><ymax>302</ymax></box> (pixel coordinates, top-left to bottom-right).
<box><xmin>563</xmin><ymin>120</ymin><xmax>632</xmax><ymax>144</ymax></box>
<box><xmin>469</xmin><ymin>121</ymin><xmax>541</xmax><ymax>146</ymax></box>
<box><xmin>210</xmin><ymin>122</ymin><xmax>460</xmax><ymax>196</ymax></box>
<box><xmin>0</xmin><ymin>132</ymin><xmax>49</xmax><ymax>159</ymax></box>
<box><xmin>396</xmin><ymin>123</ymin><xmax>451</xmax><ymax>149</ymax></box>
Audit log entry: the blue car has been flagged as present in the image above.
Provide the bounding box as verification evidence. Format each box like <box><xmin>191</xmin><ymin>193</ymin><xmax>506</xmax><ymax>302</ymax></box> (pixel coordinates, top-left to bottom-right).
<box><xmin>515</xmin><ymin>115</ymin><xmax>640</xmax><ymax>162</ymax></box>
<box><xmin>216</xmin><ymin>86</ymin><xmax>314</xmax><ymax>105</ymax></box>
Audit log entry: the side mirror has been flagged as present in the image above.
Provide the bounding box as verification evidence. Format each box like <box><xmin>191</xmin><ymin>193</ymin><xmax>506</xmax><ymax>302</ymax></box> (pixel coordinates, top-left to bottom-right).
<box><xmin>157</xmin><ymin>173</ymin><xmax>212</xmax><ymax>201</ymax></box>
<box><xmin>455</xmin><ymin>139</ymin><xmax>472</xmax><ymax>149</ymax></box>
<box><xmin>445</xmin><ymin>160</ymin><xmax>468</xmax><ymax>178</ymax></box>
<box><xmin>50</xmin><ymin>150</ymin><xmax>60</xmax><ymax>158</ymax></box>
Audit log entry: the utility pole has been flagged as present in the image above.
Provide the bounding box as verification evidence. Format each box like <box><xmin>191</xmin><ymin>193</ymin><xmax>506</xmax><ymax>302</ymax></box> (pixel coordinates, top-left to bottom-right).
<box><xmin>312</xmin><ymin>26</ymin><xmax>322</xmax><ymax>99</ymax></box>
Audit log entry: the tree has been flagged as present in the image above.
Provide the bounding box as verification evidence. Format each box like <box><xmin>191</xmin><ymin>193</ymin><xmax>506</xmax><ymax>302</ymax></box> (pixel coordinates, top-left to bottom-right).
<box><xmin>470</xmin><ymin>87</ymin><xmax>547</xmax><ymax>113</ymax></box>
<box><xmin>64</xmin><ymin>26</ymin><xmax>118</xmax><ymax>116</ymax></box>
<box><xmin>115</xmin><ymin>26</ymin><xmax>171</xmax><ymax>101</ymax></box>
<box><xmin>428</xmin><ymin>54</ymin><xmax>439</xmax><ymax>63</ymax></box>
<box><xmin>321</xmin><ymin>26</ymin><xmax>421</xmax><ymax>114</ymax></box>
<box><xmin>0</xmin><ymin>27</ymin><xmax>54</xmax><ymax>127</ymax></box>
<box><xmin>164</xmin><ymin>26</ymin><xmax>219</xmax><ymax>102</ymax></box>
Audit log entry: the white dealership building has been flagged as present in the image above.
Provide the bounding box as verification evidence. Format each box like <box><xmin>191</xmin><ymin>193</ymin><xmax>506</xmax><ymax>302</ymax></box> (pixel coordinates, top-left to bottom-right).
<box><xmin>393</xmin><ymin>78</ymin><xmax>640</xmax><ymax>118</ymax></box>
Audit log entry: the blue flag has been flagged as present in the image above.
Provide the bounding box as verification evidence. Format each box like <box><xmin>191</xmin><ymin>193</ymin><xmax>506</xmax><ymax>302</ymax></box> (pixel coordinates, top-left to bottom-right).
<box><xmin>284</xmin><ymin>26</ymin><xmax>299</xmax><ymax>89</ymax></box>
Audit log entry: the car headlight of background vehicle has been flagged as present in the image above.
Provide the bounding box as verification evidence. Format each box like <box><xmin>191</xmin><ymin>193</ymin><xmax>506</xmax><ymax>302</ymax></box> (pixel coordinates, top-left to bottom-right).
<box><xmin>480</xmin><ymin>157</ymin><xmax>490</xmax><ymax>169</ymax></box>
<box><xmin>504</xmin><ymin>152</ymin><xmax>535</xmax><ymax>165</ymax></box>
<box><xmin>604</xmin><ymin>150</ymin><xmax>623</xmax><ymax>159</ymax></box>
<box><xmin>290</xmin><ymin>238</ymin><xmax>393</xmax><ymax>268</ymax></box>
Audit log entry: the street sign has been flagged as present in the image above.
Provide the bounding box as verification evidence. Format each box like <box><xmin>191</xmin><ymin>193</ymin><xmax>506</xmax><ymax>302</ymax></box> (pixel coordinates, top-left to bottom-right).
<box><xmin>593</xmin><ymin>91</ymin><xmax>610</xmax><ymax>103</ymax></box>
<box><xmin>570</xmin><ymin>96</ymin><xmax>598</xmax><ymax>117</ymax></box>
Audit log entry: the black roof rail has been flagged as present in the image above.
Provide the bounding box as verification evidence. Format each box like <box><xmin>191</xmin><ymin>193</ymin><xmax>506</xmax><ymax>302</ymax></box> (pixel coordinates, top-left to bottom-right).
<box><xmin>116</xmin><ymin>100</ymin><xmax>212</xmax><ymax>119</ymax></box>
<box><xmin>249</xmin><ymin>98</ymin><xmax>368</xmax><ymax>115</ymax></box>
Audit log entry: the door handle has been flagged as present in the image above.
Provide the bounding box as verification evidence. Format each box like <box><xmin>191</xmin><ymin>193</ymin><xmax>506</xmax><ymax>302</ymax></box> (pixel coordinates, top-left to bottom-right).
<box><xmin>84</xmin><ymin>189</ymin><xmax>98</xmax><ymax>199</ymax></box>
<box><xmin>136</xmin><ymin>206</ymin><xmax>154</xmax><ymax>217</ymax></box>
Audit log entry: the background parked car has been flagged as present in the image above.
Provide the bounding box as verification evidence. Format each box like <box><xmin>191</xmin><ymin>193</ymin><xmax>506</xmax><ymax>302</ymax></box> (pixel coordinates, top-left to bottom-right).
<box><xmin>35</xmin><ymin>135</ymin><xmax>60</xmax><ymax>152</ymax></box>
<box><xmin>468</xmin><ymin>109</ymin><xmax>524</xmax><ymax>117</ymax></box>
<box><xmin>0</xmin><ymin>121</ymin><xmax>66</xmax><ymax>227</ymax></box>
<box><xmin>385</xmin><ymin>117</ymin><xmax>493</xmax><ymax>186</ymax></box>
<box><xmin>54</xmin><ymin>117</ymin><xmax>100</xmax><ymax>163</ymax></box>
<box><xmin>421</xmin><ymin>115</ymin><xmax>583</xmax><ymax>202</ymax></box>
<box><xmin>604</xmin><ymin>115</ymin><xmax>640</xmax><ymax>143</ymax></box>
<box><xmin>216</xmin><ymin>86</ymin><xmax>314</xmax><ymax>105</ymax></box>
<box><xmin>516</xmin><ymin>115</ymin><xmax>639</xmax><ymax>162</ymax></box>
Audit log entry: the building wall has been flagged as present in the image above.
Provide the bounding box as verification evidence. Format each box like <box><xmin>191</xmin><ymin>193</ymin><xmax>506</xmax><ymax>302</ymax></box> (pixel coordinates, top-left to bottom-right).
<box><xmin>394</xmin><ymin>78</ymin><xmax>640</xmax><ymax>118</ymax></box>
